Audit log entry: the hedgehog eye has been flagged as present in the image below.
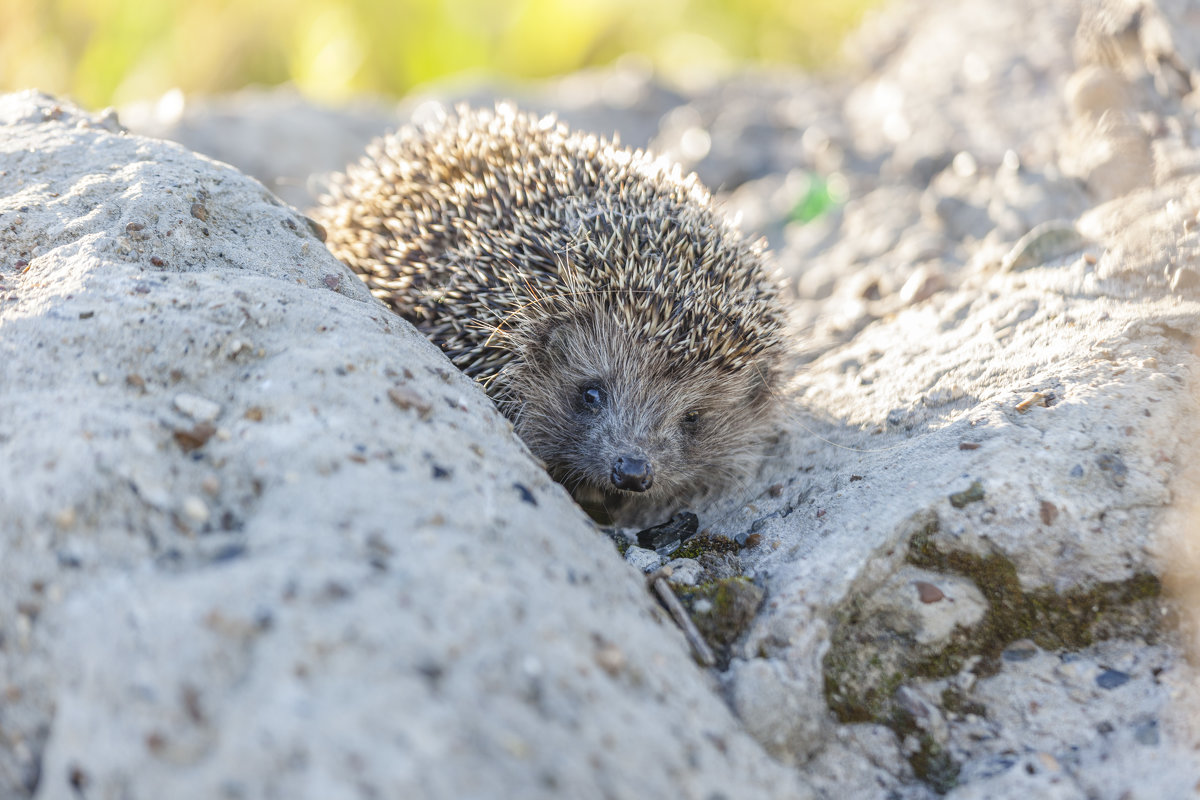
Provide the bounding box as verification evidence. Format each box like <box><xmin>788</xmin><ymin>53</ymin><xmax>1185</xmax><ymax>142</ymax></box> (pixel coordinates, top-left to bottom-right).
<box><xmin>681</xmin><ymin>409</ymin><xmax>702</xmax><ymax>430</ymax></box>
<box><xmin>577</xmin><ymin>383</ymin><xmax>606</xmax><ymax>413</ymax></box>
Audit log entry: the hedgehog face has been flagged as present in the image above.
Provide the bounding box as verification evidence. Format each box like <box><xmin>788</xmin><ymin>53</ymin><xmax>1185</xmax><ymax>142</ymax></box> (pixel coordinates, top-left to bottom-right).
<box><xmin>511</xmin><ymin>315</ymin><xmax>777</xmax><ymax>525</ymax></box>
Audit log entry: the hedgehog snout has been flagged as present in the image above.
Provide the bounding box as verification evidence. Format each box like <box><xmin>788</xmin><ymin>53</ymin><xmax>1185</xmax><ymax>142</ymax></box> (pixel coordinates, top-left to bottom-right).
<box><xmin>611</xmin><ymin>455</ymin><xmax>654</xmax><ymax>492</ymax></box>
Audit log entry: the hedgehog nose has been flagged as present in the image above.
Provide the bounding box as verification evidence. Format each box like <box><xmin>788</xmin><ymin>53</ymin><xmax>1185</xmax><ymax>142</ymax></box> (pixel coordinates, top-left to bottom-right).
<box><xmin>612</xmin><ymin>456</ymin><xmax>654</xmax><ymax>492</ymax></box>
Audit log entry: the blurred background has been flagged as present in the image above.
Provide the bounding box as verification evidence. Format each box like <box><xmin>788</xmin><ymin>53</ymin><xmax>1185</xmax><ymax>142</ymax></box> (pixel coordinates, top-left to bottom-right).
<box><xmin>1</xmin><ymin>0</ymin><xmax>877</xmax><ymax>108</ymax></box>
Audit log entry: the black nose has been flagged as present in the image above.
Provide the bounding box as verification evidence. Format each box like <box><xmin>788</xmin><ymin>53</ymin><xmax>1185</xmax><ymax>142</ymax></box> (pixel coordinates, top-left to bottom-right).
<box><xmin>611</xmin><ymin>456</ymin><xmax>654</xmax><ymax>492</ymax></box>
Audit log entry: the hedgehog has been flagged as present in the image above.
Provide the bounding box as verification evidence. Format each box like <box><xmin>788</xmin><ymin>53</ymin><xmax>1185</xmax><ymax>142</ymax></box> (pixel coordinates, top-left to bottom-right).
<box><xmin>314</xmin><ymin>104</ymin><xmax>785</xmax><ymax>526</ymax></box>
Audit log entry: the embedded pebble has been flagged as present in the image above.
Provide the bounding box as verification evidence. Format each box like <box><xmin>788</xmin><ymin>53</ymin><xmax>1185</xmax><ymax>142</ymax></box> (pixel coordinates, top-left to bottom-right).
<box><xmin>1002</xmin><ymin>641</ymin><xmax>1038</xmax><ymax>662</ymax></box>
<box><xmin>1095</xmin><ymin>453</ymin><xmax>1128</xmax><ymax>488</ymax></box>
<box><xmin>1096</xmin><ymin>669</ymin><xmax>1130</xmax><ymax>690</ymax></box>
<box><xmin>949</xmin><ymin>480</ymin><xmax>985</xmax><ymax>508</ymax></box>
<box><xmin>181</xmin><ymin>496</ymin><xmax>210</xmax><ymax>524</ymax></box>
<box><xmin>623</xmin><ymin>545</ymin><xmax>664</xmax><ymax>573</ymax></box>
<box><xmin>53</xmin><ymin>508</ymin><xmax>77</xmax><ymax>530</ymax></box>
<box><xmin>387</xmin><ymin>386</ymin><xmax>433</xmax><ymax>419</ymax></box>
<box><xmin>663</xmin><ymin>558</ymin><xmax>704</xmax><ymax>587</ymax></box>
<box><xmin>173</xmin><ymin>423</ymin><xmax>216</xmax><ymax>452</ymax></box>
<box><xmin>174</xmin><ymin>393</ymin><xmax>222</xmax><ymax>423</ymax></box>
<box><xmin>1133</xmin><ymin>719</ymin><xmax>1160</xmax><ymax>746</ymax></box>
<box><xmin>914</xmin><ymin>581</ymin><xmax>944</xmax><ymax>603</ymax></box>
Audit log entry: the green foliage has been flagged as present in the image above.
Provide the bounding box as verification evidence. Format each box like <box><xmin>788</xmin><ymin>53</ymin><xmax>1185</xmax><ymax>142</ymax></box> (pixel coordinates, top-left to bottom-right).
<box><xmin>788</xmin><ymin>171</ymin><xmax>847</xmax><ymax>224</ymax></box>
<box><xmin>2</xmin><ymin>0</ymin><xmax>878</xmax><ymax>107</ymax></box>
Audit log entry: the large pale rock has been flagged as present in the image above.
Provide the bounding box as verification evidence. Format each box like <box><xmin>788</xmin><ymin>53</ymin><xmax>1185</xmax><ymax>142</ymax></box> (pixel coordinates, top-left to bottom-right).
<box><xmin>0</xmin><ymin>91</ymin><xmax>809</xmax><ymax>800</ymax></box>
<box><xmin>9</xmin><ymin>0</ymin><xmax>1200</xmax><ymax>796</ymax></box>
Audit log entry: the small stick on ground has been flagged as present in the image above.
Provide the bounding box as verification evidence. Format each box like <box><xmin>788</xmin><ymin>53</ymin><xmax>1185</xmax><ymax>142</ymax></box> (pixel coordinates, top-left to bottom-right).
<box><xmin>649</xmin><ymin>572</ymin><xmax>716</xmax><ymax>667</ymax></box>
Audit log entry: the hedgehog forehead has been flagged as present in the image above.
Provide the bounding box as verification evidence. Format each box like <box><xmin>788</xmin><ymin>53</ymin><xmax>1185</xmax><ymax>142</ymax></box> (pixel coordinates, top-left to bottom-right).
<box><xmin>541</xmin><ymin>200</ymin><xmax>779</xmax><ymax>371</ymax></box>
<box><xmin>531</xmin><ymin>311</ymin><xmax>760</xmax><ymax>406</ymax></box>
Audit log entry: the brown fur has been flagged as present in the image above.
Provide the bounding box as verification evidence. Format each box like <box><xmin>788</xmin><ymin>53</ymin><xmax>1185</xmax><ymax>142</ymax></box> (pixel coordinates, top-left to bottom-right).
<box><xmin>315</xmin><ymin>104</ymin><xmax>785</xmax><ymax>525</ymax></box>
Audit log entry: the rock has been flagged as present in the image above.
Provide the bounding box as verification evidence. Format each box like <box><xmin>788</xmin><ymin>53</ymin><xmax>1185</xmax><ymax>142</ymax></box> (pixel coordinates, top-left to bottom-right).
<box><xmin>663</xmin><ymin>558</ymin><xmax>704</xmax><ymax>587</ymax></box>
<box><xmin>7</xmin><ymin>0</ymin><xmax>1200</xmax><ymax>795</ymax></box>
<box><xmin>623</xmin><ymin>545</ymin><xmax>664</xmax><ymax>573</ymax></box>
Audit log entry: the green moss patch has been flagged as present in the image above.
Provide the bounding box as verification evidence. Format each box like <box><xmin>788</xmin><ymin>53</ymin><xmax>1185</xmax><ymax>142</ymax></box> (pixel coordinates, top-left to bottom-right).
<box><xmin>823</xmin><ymin>518</ymin><xmax>1162</xmax><ymax>792</ymax></box>
<box><xmin>673</xmin><ymin>576</ymin><xmax>764</xmax><ymax>669</ymax></box>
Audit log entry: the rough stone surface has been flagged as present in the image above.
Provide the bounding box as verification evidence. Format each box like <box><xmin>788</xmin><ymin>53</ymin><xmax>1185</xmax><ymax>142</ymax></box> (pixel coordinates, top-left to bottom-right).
<box><xmin>6</xmin><ymin>0</ymin><xmax>1200</xmax><ymax>796</ymax></box>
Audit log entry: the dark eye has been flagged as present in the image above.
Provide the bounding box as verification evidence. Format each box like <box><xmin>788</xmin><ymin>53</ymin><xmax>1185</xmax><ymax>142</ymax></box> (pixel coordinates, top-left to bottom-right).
<box><xmin>578</xmin><ymin>383</ymin><xmax>606</xmax><ymax>413</ymax></box>
<box><xmin>682</xmin><ymin>410</ymin><xmax>701</xmax><ymax>429</ymax></box>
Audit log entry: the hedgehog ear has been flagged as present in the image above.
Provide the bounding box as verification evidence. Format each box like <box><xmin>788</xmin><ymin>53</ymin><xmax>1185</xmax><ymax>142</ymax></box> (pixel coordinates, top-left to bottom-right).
<box><xmin>528</xmin><ymin>322</ymin><xmax>571</xmax><ymax>368</ymax></box>
<box><xmin>544</xmin><ymin>323</ymin><xmax>570</xmax><ymax>351</ymax></box>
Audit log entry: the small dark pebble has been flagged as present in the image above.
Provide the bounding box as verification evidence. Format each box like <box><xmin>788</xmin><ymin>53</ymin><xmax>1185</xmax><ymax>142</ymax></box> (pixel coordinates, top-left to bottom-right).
<box><xmin>1069</xmin><ymin>464</ymin><xmax>1084</xmax><ymax>478</ymax></box>
<box><xmin>431</xmin><ymin>465</ymin><xmax>451</xmax><ymax>480</ymax></box>
<box><xmin>125</xmin><ymin>222</ymin><xmax>145</xmax><ymax>233</ymax></box>
<box><xmin>210</xmin><ymin>544</ymin><xmax>246</xmax><ymax>564</ymax></box>
<box><xmin>1096</xmin><ymin>721</ymin><xmax>1115</xmax><ymax>735</ymax></box>
<box><xmin>14</xmin><ymin>258</ymin><xmax>27</xmax><ymax>268</ymax></box>
<box><xmin>1096</xmin><ymin>454</ymin><xmax>1127</xmax><ymax>488</ymax></box>
<box><xmin>55</xmin><ymin>551</ymin><xmax>82</xmax><ymax>569</ymax></box>
<box><xmin>1003</xmin><ymin>642</ymin><xmax>1038</xmax><ymax>662</ymax></box>
<box><xmin>636</xmin><ymin>511</ymin><xmax>699</xmax><ymax>554</ymax></box>
<box><xmin>145</xmin><ymin>731</ymin><xmax>167</xmax><ymax>754</ymax></box>
<box><xmin>321</xmin><ymin>581</ymin><xmax>352</xmax><ymax>601</ymax></box>
<box><xmin>388</xmin><ymin>386</ymin><xmax>433</xmax><ymax>419</ymax></box>
<box><xmin>173</xmin><ymin>422</ymin><xmax>216</xmax><ymax>452</ymax></box>
<box><xmin>949</xmin><ymin>480</ymin><xmax>985</xmax><ymax>508</ymax></box>
<box><xmin>416</xmin><ymin>660</ymin><xmax>444</xmax><ymax>686</ymax></box>
<box><xmin>767</xmin><ymin>483</ymin><xmax>784</xmax><ymax>497</ymax></box>
<box><xmin>1133</xmin><ymin>719</ymin><xmax>1160</xmax><ymax>746</ymax></box>
<box><xmin>742</xmin><ymin>533</ymin><xmax>763</xmax><ymax>549</ymax></box>
<box><xmin>190</xmin><ymin>202</ymin><xmax>208</xmax><ymax>222</ymax></box>
<box><xmin>915</xmin><ymin>581</ymin><xmax>944</xmax><ymax>603</ymax></box>
<box><xmin>513</xmin><ymin>483</ymin><xmax>537</xmax><ymax>506</ymax></box>
<box><xmin>150</xmin><ymin>255</ymin><xmax>166</xmax><ymax>267</ymax></box>
<box><xmin>959</xmin><ymin>441</ymin><xmax>981</xmax><ymax>450</ymax></box>
<box><xmin>78</xmin><ymin>310</ymin><xmax>94</xmax><ymax>319</ymax></box>
<box><xmin>849</xmin><ymin>474</ymin><xmax>864</xmax><ymax>482</ymax></box>
<box><xmin>323</xmin><ymin>274</ymin><xmax>341</xmax><ymax>290</ymax></box>
<box><xmin>1096</xmin><ymin>669</ymin><xmax>1130</xmax><ymax>689</ymax></box>
<box><xmin>978</xmin><ymin>756</ymin><xmax>1017</xmax><ymax>780</ymax></box>
<box><xmin>1039</xmin><ymin>500</ymin><xmax>1059</xmax><ymax>525</ymax></box>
